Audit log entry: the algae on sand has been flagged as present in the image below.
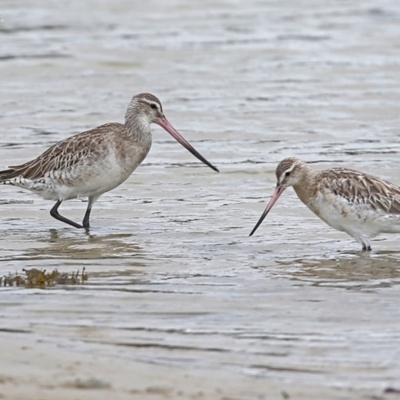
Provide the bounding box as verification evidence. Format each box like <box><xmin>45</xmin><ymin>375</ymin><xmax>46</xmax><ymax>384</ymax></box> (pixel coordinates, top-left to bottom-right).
<box><xmin>1</xmin><ymin>267</ymin><xmax>88</xmax><ymax>288</ymax></box>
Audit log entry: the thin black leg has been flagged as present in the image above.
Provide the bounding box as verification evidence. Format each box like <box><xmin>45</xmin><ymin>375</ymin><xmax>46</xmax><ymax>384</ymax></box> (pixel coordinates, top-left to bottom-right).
<box><xmin>82</xmin><ymin>204</ymin><xmax>92</xmax><ymax>229</ymax></box>
<box><xmin>82</xmin><ymin>195</ymin><xmax>98</xmax><ymax>229</ymax></box>
<box><xmin>50</xmin><ymin>200</ymin><xmax>84</xmax><ymax>229</ymax></box>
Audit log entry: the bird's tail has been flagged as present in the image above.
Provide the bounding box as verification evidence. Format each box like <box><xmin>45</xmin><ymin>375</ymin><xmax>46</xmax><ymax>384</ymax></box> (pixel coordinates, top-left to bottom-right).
<box><xmin>0</xmin><ymin>168</ymin><xmax>17</xmax><ymax>183</ymax></box>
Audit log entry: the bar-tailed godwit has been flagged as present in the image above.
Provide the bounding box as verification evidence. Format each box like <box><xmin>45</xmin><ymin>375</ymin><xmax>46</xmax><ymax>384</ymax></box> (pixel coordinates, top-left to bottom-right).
<box><xmin>249</xmin><ymin>157</ymin><xmax>400</xmax><ymax>251</ymax></box>
<box><xmin>0</xmin><ymin>93</ymin><xmax>218</xmax><ymax>229</ymax></box>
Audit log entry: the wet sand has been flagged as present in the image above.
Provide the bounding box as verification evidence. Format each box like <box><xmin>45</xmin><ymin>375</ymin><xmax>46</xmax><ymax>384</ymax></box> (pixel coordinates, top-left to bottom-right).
<box><xmin>0</xmin><ymin>333</ymin><xmax>388</xmax><ymax>400</ymax></box>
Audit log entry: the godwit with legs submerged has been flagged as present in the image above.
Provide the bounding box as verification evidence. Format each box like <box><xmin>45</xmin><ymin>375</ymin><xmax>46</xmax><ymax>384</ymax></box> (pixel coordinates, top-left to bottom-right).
<box><xmin>249</xmin><ymin>157</ymin><xmax>400</xmax><ymax>251</ymax></box>
<box><xmin>0</xmin><ymin>93</ymin><xmax>218</xmax><ymax>229</ymax></box>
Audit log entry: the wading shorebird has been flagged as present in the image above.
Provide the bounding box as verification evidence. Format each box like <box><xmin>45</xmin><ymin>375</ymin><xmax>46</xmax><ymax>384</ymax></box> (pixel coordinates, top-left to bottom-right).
<box><xmin>249</xmin><ymin>157</ymin><xmax>400</xmax><ymax>251</ymax></box>
<box><xmin>0</xmin><ymin>93</ymin><xmax>218</xmax><ymax>229</ymax></box>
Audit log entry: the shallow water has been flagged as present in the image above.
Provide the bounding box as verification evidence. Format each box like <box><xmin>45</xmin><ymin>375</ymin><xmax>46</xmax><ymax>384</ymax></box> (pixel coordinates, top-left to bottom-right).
<box><xmin>1</xmin><ymin>0</ymin><xmax>400</xmax><ymax>392</ymax></box>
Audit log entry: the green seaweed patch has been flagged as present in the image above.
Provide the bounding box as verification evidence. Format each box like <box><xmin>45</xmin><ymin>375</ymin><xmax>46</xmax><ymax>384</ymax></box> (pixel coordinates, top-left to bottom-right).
<box><xmin>1</xmin><ymin>267</ymin><xmax>88</xmax><ymax>288</ymax></box>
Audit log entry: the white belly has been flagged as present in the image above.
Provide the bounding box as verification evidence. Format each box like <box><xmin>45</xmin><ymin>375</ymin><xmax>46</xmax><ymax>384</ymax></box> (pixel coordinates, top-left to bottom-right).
<box><xmin>309</xmin><ymin>192</ymin><xmax>400</xmax><ymax>239</ymax></box>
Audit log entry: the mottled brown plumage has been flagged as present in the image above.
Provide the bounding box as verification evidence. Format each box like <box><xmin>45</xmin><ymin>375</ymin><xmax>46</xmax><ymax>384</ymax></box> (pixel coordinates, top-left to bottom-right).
<box><xmin>316</xmin><ymin>168</ymin><xmax>400</xmax><ymax>214</ymax></box>
<box><xmin>2</xmin><ymin>125</ymin><xmax>114</xmax><ymax>180</ymax></box>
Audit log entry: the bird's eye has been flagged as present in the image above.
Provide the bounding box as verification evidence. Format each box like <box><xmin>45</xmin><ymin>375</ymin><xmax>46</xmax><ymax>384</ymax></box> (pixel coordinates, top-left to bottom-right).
<box><xmin>150</xmin><ymin>103</ymin><xmax>157</xmax><ymax>110</ymax></box>
<box><xmin>285</xmin><ymin>171</ymin><xmax>291</xmax><ymax>177</ymax></box>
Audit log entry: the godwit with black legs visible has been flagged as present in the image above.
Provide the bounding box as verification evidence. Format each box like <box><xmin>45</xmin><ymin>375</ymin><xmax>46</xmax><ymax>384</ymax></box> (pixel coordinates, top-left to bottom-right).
<box><xmin>0</xmin><ymin>93</ymin><xmax>218</xmax><ymax>229</ymax></box>
<box><xmin>249</xmin><ymin>157</ymin><xmax>400</xmax><ymax>251</ymax></box>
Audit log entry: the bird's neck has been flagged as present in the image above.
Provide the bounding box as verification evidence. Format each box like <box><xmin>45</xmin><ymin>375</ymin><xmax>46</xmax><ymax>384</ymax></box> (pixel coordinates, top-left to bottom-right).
<box><xmin>124</xmin><ymin>111</ymin><xmax>152</xmax><ymax>141</ymax></box>
<box><xmin>292</xmin><ymin>166</ymin><xmax>318</xmax><ymax>206</ymax></box>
